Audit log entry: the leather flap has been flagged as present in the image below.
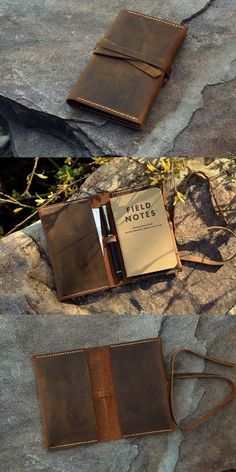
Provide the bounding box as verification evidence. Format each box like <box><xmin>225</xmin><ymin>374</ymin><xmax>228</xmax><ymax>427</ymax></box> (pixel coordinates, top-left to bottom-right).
<box><xmin>33</xmin><ymin>349</ymin><xmax>98</xmax><ymax>449</ymax></box>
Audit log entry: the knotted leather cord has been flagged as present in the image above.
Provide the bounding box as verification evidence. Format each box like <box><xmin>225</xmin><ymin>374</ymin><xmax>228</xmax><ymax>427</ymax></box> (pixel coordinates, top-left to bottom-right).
<box><xmin>169</xmin><ymin>349</ymin><xmax>236</xmax><ymax>430</ymax></box>
<box><xmin>94</xmin><ymin>38</ymin><xmax>171</xmax><ymax>78</ymax></box>
<box><xmin>173</xmin><ymin>171</ymin><xmax>236</xmax><ymax>266</ymax></box>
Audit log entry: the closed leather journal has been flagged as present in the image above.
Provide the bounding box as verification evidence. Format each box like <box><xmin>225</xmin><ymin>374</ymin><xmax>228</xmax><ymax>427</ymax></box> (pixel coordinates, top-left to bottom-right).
<box><xmin>67</xmin><ymin>10</ymin><xmax>187</xmax><ymax>128</ymax></box>
<box><xmin>33</xmin><ymin>338</ymin><xmax>236</xmax><ymax>450</ymax></box>
<box><xmin>39</xmin><ymin>185</ymin><xmax>181</xmax><ymax>301</ymax></box>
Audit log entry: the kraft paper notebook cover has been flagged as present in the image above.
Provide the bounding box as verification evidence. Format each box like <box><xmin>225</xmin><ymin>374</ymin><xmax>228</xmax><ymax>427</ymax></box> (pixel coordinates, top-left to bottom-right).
<box><xmin>110</xmin><ymin>187</ymin><xmax>178</xmax><ymax>277</ymax></box>
<box><xmin>39</xmin><ymin>185</ymin><xmax>182</xmax><ymax>301</ymax></box>
<box><xmin>67</xmin><ymin>10</ymin><xmax>187</xmax><ymax>128</ymax></box>
<box><xmin>33</xmin><ymin>338</ymin><xmax>236</xmax><ymax>450</ymax></box>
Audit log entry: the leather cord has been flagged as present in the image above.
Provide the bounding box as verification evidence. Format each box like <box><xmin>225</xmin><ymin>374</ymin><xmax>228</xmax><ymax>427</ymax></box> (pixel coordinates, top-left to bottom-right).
<box><xmin>173</xmin><ymin>171</ymin><xmax>236</xmax><ymax>266</ymax></box>
<box><xmin>94</xmin><ymin>38</ymin><xmax>171</xmax><ymax>78</ymax></box>
<box><xmin>169</xmin><ymin>349</ymin><xmax>236</xmax><ymax>430</ymax></box>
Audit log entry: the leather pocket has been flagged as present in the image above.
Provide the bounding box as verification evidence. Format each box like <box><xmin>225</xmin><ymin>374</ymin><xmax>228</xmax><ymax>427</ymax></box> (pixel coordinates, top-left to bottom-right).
<box><xmin>39</xmin><ymin>200</ymin><xmax>110</xmax><ymax>299</ymax></box>
<box><xmin>33</xmin><ymin>350</ymin><xmax>98</xmax><ymax>449</ymax></box>
<box><xmin>110</xmin><ymin>338</ymin><xmax>174</xmax><ymax>437</ymax></box>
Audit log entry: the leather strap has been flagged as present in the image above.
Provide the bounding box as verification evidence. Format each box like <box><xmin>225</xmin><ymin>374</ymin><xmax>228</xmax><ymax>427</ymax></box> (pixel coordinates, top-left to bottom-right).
<box><xmin>173</xmin><ymin>171</ymin><xmax>236</xmax><ymax>266</ymax></box>
<box><xmin>94</xmin><ymin>38</ymin><xmax>171</xmax><ymax>78</ymax></box>
<box><xmin>169</xmin><ymin>349</ymin><xmax>236</xmax><ymax>430</ymax></box>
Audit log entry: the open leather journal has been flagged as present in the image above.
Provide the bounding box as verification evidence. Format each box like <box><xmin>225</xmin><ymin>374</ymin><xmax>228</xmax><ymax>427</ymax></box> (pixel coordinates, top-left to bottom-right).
<box><xmin>33</xmin><ymin>337</ymin><xmax>236</xmax><ymax>450</ymax></box>
<box><xmin>39</xmin><ymin>172</ymin><xmax>236</xmax><ymax>302</ymax></box>
<box><xmin>39</xmin><ymin>184</ymin><xmax>181</xmax><ymax>301</ymax></box>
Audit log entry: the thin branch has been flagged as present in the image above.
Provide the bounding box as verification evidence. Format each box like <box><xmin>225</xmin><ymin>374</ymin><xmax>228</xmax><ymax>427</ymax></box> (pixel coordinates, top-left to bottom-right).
<box><xmin>22</xmin><ymin>157</ymin><xmax>39</xmax><ymax>196</ymax></box>
<box><xmin>3</xmin><ymin>173</ymin><xmax>89</xmax><ymax>237</ymax></box>
<box><xmin>0</xmin><ymin>192</ymin><xmax>33</xmax><ymax>209</ymax></box>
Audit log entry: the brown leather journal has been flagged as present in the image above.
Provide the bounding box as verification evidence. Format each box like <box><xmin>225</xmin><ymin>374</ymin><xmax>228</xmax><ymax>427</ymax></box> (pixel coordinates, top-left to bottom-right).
<box><xmin>67</xmin><ymin>10</ymin><xmax>187</xmax><ymax>128</ymax></box>
<box><xmin>33</xmin><ymin>338</ymin><xmax>236</xmax><ymax>450</ymax></box>
<box><xmin>39</xmin><ymin>184</ymin><xmax>182</xmax><ymax>301</ymax></box>
<box><xmin>39</xmin><ymin>173</ymin><xmax>236</xmax><ymax>302</ymax></box>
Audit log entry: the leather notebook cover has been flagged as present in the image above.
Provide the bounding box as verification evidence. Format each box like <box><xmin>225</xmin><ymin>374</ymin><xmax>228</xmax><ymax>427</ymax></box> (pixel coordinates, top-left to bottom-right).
<box><xmin>39</xmin><ymin>185</ymin><xmax>182</xmax><ymax>301</ymax></box>
<box><xmin>33</xmin><ymin>338</ymin><xmax>174</xmax><ymax>450</ymax></box>
<box><xmin>39</xmin><ymin>200</ymin><xmax>110</xmax><ymax>300</ymax></box>
<box><xmin>110</xmin><ymin>187</ymin><xmax>178</xmax><ymax>276</ymax></box>
<box><xmin>67</xmin><ymin>10</ymin><xmax>187</xmax><ymax>128</ymax></box>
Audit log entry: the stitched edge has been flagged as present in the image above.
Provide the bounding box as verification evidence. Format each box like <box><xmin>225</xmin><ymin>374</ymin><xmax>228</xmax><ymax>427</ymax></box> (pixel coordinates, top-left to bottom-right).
<box><xmin>110</xmin><ymin>338</ymin><xmax>158</xmax><ymax>348</ymax></box>
<box><xmin>75</xmin><ymin>97</ymin><xmax>139</xmax><ymax>122</ymax></box>
<box><xmin>34</xmin><ymin>348</ymin><xmax>84</xmax><ymax>359</ymax></box>
<box><xmin>111</xmin><ymin>183</ymin><xmax>159</xmax><ymax>196</ymax></box>
<box><xmin>34</xmin><ymin>340</ymin><xmax>158</xmax><ymax>359</ymax></box>
<box><xmin>124</xmin><ymin>428</ymin><xmax>173</xmax><ymax>438</ymax></box>
<box><xmin>39</xmin><ymin>198</ymin><xmax>87</xmax><ymax>213</ymax></box>
<box><xmin>61</xmin><ymin>284</ymin><xmax>111</xmax><ymax>299</ymax></box>
<box><xmin>40</xmin><ymin>183</ymin><xmax>155</xmax><ymax>213</ymax></box>
<box><xmin>127</xmin><ymin>10</ymin><xmax>185</xmax><ymax>29</ymax></box>
<box><xmin>49</xmin><ymin>439</ymin><xmax>97</xmax><ymax>449</ymax></box>
<box><xmin>77</xmin><ymin>104</ymin><xmax>141</xmax><ymax>128</ymax></box>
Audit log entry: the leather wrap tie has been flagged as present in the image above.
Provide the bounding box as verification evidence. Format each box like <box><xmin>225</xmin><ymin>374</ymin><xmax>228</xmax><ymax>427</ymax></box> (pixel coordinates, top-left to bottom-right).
<box><xmin>94</xmin><ymin>38</ymin><xmax>172</xmax><ymax>78</ymax></box>
<box><xmin>169</xmin><ymin>349</ymin><xmax>236</xmax><ymax>430</ymax></box>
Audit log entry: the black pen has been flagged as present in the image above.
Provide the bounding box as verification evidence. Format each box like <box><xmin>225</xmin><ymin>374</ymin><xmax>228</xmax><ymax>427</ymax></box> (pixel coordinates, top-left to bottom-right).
<box><xmin>100</xmin><ymin>205</ymin><xmax>123</xmax><ymax>281</ymax></box>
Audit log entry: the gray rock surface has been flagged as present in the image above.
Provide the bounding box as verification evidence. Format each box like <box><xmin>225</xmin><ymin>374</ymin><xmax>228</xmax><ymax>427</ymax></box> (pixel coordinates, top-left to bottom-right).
<box><xmin>1</xmin><ymin>314</ymin><xmax>236</xmax><ymax>472</ymax></box>
<box><xmin>0</xmin><ymin>0</ymin><xmax>235</xmax><ymax>156</ymax></box>
<box><xmin>0</xmin><ymin>124</ymin><xmax>11</xmax><ymax>156</ymax></box>
<box><xmin>0</xmin><ymin>158</ymin><xmax>235</xmax><ymax>315</ymax></box>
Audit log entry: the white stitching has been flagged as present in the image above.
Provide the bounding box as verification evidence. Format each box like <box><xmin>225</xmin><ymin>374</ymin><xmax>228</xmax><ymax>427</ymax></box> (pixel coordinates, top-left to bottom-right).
<box><xmin>34</xmin><ymin>348</ymin><xmax>84</xmax><ymax>359</ymax></box>
<box><xmin>127</xmin><ymin>10</ymin><xmax>185</xmax><ymax>29</ymax></box>
<box><xmin>39</xmin><ymin>198</ymin><xmax>87</xmax><ymax>213</ymax></box>
<box><xmin>77</xmin><ymin>104</ymin><xmax>140</xmax><ymax>128</ymax></box>
<box><xmin>61</xmin><ymin>284</ymin><xmax>111</xmax><ymax>299</ymax></box>
<box><xmin>110</xmin><ymin>338</ymin><xmax>158</xmax><ymax>348</ymax></box>
<box><xmin>49</xmin><ymin>439</ymin><xmax>97</xmax><ymax>449</ymax></box>
<box><xmin>124</xmin><ymin>428</ymin><xmax>173</xmax><ymax>437</ymax></box>
<box><xmin>75</xmin><ymin>97</ymin><xmax>139</xmax><ymax>121</ymax></box>
<box><xmin>111</xmin><ymin>183</ymin><xmax>157</xmax><ymax>196</ymax></box>
<box><xmin>39</xmin><ymin>183</ymin><xmax>152</xmax><ymax>213</ymax></box>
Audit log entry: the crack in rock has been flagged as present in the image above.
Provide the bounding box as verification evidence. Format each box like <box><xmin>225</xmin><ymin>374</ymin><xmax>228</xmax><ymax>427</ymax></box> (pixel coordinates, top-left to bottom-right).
<box><xmin>182</xmin><ymin>0</ymin><xmax>216</xmax><ymax>24</ymax></box>
<box><xmin>167</xmin><ymin>76</ymin><xmax>236</xmax><ymax>155</ymax></box>
<box><xmin>0</xmin><ymin>94</ymin><xmax>106</xmax><ymax>157</ymax></box>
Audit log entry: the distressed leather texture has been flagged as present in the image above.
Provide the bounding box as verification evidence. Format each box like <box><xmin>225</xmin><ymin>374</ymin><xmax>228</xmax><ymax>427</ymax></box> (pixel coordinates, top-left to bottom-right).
<box><xmin>67</xmin><ymin>10</ymin><xmax>187</xmax><ymax>128</ymax></box>
<box><xmin>33</xmin><ymin>338</ymin><xmax>236</xmax><ymax>450</ymax></box>
<box><xmin>39</xmin><ymin>184</ymin><xmax>182</xmax><ymax>301</ymax></box>
<box><xmin>33</xmin><ymin>338</ymin><xmax>174</xmax><ymax>450</ymax></box>
<box><xmin>39</xmin><ymin>200</ymin><xmax>110</xmax><ymax>300</ymax></box>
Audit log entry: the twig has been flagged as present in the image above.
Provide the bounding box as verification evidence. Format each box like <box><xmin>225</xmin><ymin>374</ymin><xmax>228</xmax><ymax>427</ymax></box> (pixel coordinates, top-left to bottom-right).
<box><xmin>0</xmin><ymin>192</ymin><xmax>33</xmax><ymax>209</ymax></box>
<box><xmin>22</xmin><ymin>157</ymin><xmax>39</xmax><ymax>196</ymax></box>
<box><xmin>4</xmin><ymin>174</ymin><xmax>89</xmax><ymax>237</ymax></box>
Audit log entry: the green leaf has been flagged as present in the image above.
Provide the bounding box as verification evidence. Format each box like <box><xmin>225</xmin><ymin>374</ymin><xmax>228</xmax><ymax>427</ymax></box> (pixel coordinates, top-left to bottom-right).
<box><xmin>11</xmin><ymin>189</ymin><xmax>21</xmax><ymax>199</ymax></box>
<box><xmin>92</xmin><ymin>157</ymin><xmax>110</xmax><ymax>165</ymax></box>
<box><xmin>35</xmin><ymin>193</ymin><xmax>46</xmax><ymax>205</ymax></box>
<box><xmin>147</xmin><ymin>161</ymin><xmax>157</xmax><ymax>172</ymax></box>
<box><xmin>173</xmin><ymin>191</ymin><xmax>186</xmax><ymax>206</ymax></box>
<box><xmin>159</xmin><ymin>158</ymin><xmax>171</xmax><ymax>173</ymax></box>
<box><xmin>35</xmin><ymin>172</ymin><xmax>48</xmax><ymax>180</ymax></box>
<box><xmin>13</xmin><ymin>207</ymin><xmax>23</xmax><ymax>214</ymax></box>
<box><xmin>149</xmin><ymin>176</ymin><xmax>161</xmax><ymax>186</ymax></box>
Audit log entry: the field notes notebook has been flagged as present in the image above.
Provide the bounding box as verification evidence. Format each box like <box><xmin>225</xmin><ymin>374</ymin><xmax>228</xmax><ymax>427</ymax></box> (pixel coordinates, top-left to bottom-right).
<box><xmin>110</xmin><ymin>188</ymin><xmax>178</xmax><ymax>277</ymax></box>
